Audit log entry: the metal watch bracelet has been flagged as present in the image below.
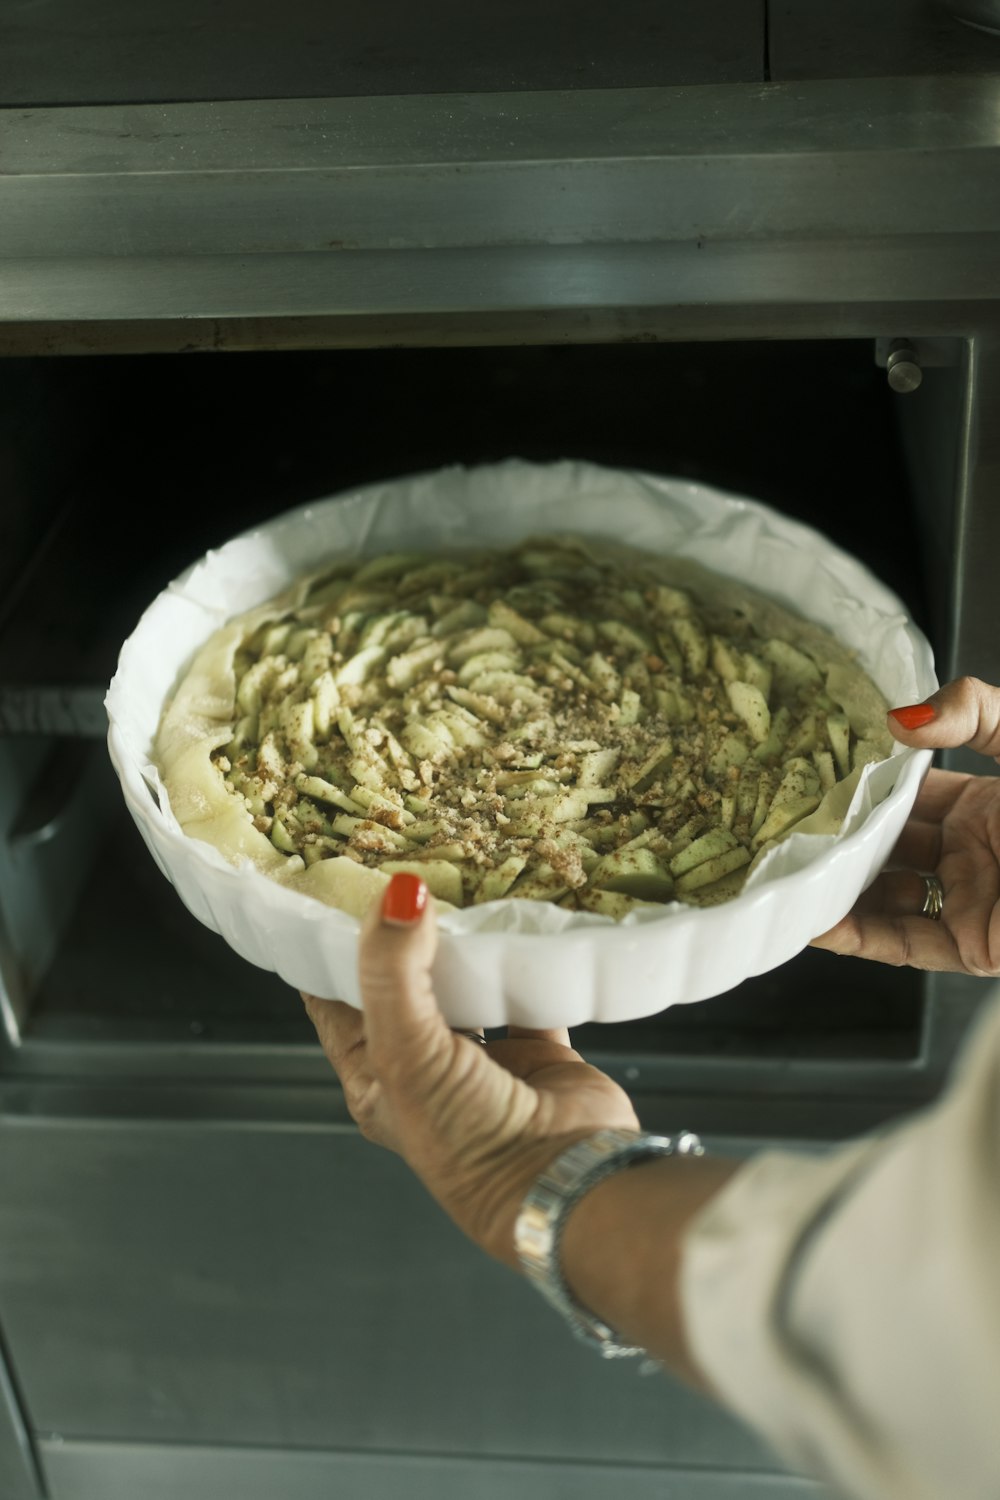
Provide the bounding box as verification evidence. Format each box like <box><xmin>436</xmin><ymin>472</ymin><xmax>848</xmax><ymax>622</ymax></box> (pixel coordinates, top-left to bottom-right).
<box><xmin>514</xmin><ymin>1126</ymin><xmax>705</xmax><ymax>1359</ymax></box>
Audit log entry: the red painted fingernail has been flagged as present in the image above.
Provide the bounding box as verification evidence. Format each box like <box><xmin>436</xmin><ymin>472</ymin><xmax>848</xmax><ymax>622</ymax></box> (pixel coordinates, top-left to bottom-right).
<box><xmin>888</xmin><ymin>703</ymin><xmax>937</xmax><ymax>730</ymax></box>
<box><xmin>382</xmin><ymin>872</ymin><xmax>427</xmax><ymax>926</ymax></box>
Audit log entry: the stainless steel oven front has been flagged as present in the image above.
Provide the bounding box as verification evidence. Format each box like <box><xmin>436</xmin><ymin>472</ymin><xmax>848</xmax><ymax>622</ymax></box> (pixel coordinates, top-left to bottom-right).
<box><xmin>1</xmin><ymin>9</ymin><xmax>1000</xmax><ymax>1499</ymax></box>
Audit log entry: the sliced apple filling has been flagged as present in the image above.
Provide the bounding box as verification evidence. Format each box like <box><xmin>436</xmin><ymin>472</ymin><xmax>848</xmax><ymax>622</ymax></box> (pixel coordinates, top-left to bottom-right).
<box><xmin>158</xmin><ymin>537</ymin><xmax>893</xmax><ymax>917</ymax></box>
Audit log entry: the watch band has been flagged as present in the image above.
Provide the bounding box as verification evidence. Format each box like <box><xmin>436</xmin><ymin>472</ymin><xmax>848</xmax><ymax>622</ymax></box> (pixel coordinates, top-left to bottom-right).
<box><xmin>514</xmin><ymin>1126</ymin><xmax>704</xmax><ymax>1359</ymax></box>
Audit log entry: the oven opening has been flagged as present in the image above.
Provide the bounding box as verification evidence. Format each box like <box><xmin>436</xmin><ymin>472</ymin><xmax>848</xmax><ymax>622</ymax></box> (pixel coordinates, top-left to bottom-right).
<box><xmin>0</xmin><ymin>339</ymin><xmax>934</xmax><ymax>1064</ymax></box>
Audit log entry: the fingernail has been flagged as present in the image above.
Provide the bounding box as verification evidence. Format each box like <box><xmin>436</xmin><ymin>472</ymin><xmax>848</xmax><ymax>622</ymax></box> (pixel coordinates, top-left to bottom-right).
<box><xmin>888</xmin><ymin>702</ymin><xmax>936</xmax><ymax>730</ymax></box>
<box><xmin>382</xmin><ymin>872</ymin><xmax>427</xmax><ymax>926</ymax></box>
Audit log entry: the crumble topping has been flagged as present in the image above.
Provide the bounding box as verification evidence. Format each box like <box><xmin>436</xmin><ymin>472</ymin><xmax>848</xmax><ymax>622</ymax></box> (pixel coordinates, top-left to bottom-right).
<box><xmin>178</xmin><ymin>537</ymin><xmax>892</xmax><ymax>916</ymax></box>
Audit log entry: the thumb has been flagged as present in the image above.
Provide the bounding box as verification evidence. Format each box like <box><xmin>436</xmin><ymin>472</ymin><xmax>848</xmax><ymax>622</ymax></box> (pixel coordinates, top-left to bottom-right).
<box><xmin>887</xmin><ymin>676</ymin><xmax>1000</xmax><ymax>762</ymax></box>
<box><xmin>358</xmin><ymin>872</ymin><xmax>451</xmax><ymax>1077</ymax></box>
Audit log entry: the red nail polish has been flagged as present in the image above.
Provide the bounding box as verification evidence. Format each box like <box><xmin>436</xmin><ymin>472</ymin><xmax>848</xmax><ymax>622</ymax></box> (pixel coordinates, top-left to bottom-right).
<box><xmin>888</xmin><ymin>703</ymin><xmax>936</xmax><ymax>730</ymax></box>
<box><xmin>382</xmin><ymin>872</ymin><xmax>427</xmax><ymax>926</ymax></box>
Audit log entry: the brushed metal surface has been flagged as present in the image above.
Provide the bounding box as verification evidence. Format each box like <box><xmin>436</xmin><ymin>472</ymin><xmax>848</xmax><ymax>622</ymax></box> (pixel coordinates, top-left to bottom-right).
<box><xmin>944</xmin><ymin>0</ymin><xmax>1000</xmax><ymax>33</ymax></box>
<box><xmin>4</xmin><ymin>84</ymin><xmax>1000</xmax><ymax>252</ymax></box>
<box><xmin>1</xmin><ymin>302</ymin><xmax>998</xmax><ymax>357</ymax></box>
<box><xmin>769</xmin><ymin>0</ymin><xmax>999</xmax><ymax>78</ymax></box>
<box><xmin>0</xmin><ymin>0</ymin><xmax>764</xmax><ymax>107</ymax></box>
<box><xmin>0</xmin><ymin>689</ymin><xmax>108</xmax><ymax>738</ymax></box>
<box><xmin>0</xmin><ymin>1324</ymin><xmax>43</xmax><ymax>1500</ymax></box>
<box><xmin>2</xmin><ymin>79</ymin><xmax>1000</xmax><ymax>346</ymax></box>
<box><xmin>40</xmin><ymin>1439</ymin><xmax>828</xmax><ymax>1500</ymax></box>
<box><xmin>1</xmin><ymin>0</ymin><xmax>994</xmax><ymax>113</ymax></box>
<box><xmin>0</xmin><ymin>741</ymin><xmax>115</xmax><ymax>1045</ymax></box>
<box><xmin>948</xmin><ymin>337</ymin><xmax>1000</xmax><ymax>680</ymax></box>
<box><xmin>0</xmin><ymin>1118</ymin><xmax>786</xmax><ymax>1475</ymax></box>
<box><xmin>2</xmin><ymin>242</ymin><xmax>1000</xmax><ymax>344</ymax></box>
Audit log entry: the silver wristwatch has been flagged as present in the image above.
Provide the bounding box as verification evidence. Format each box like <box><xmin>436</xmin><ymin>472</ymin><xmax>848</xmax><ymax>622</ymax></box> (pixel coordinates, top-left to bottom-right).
<box><xmin>514</xmin><ymin>1126</ymin><xmax>704</xmax><ymax>1359</ymax></box>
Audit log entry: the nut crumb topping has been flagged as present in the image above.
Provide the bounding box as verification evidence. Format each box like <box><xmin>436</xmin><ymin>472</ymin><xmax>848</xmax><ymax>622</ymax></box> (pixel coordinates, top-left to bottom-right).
<box><xmin>208</xmin><ymin>538</ymin><xmax>889</xmax><ymax>913</ymax></box>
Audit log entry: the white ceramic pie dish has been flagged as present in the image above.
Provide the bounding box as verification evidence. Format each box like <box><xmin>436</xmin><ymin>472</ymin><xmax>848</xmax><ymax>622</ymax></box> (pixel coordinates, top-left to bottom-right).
<box><xmin>106</xmin><ymin>460</ymin><xmax>936</xmax><ymax>1028</ymax></box>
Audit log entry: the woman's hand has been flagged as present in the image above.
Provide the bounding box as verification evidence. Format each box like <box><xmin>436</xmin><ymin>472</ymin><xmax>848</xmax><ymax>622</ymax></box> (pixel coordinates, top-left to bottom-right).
<box><xmin>813</xmin><ymin>677</ymin><xmax>1000</xmax><ymax>976</ymax></box>
<box><xmin>302</xmin><ymin>874</ymin><xmax>639</xmax><ymax>1269</ymax></box>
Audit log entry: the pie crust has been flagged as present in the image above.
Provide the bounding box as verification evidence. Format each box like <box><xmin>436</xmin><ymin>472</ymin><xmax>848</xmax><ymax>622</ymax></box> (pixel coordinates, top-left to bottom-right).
<box><xmin>155</xmin><ymin>537</ymin><xmax>893</xmax><ymax>918</ymax></box>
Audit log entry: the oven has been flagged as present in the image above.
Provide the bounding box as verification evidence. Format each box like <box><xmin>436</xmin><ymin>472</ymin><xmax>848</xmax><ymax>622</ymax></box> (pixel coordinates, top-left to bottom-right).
<box><xmin>1</xmin><ymin>6</ymin><xmax>1000</xmax><ymax>1498</ymax></box>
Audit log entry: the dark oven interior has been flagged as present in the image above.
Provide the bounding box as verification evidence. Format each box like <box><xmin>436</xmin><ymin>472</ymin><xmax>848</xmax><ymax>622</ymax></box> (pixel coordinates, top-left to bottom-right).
<box><xmin>0</xmin><ymin>336</ymin><xmax>978</xmax><ymax>1136</ymax></box>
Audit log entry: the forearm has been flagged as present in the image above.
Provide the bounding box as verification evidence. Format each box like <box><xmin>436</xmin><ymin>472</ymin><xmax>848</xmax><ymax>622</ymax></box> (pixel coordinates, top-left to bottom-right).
<box><xmin>558</xmin><ymin>1152</ymin><xmax>743</xmax><ymax>1387</ymax></box>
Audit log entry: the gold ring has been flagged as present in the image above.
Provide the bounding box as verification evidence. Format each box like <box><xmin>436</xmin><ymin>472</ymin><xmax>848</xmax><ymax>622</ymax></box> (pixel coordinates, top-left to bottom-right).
<box><xmin>921</xmin><ymin>873</ymin><xmax>944</xmax><ymax>921</ymax></box>
<box><xmin>452</xmin><ymin>1028</ymin><xmax>488</xmax><ymax>1045</ymax></box>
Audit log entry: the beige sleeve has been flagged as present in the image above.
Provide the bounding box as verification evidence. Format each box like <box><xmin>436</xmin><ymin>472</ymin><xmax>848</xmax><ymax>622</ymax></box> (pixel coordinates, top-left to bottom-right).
<box><xmin>680</xmin><ymin>995</ymin><xmax>1000</xmax><ymax>1500</ymax></box>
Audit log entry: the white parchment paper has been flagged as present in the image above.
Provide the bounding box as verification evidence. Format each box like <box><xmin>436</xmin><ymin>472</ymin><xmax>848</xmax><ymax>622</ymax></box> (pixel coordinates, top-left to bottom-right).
<box><xmin>106</xmin><ymin>461</ymin><xmax>937</xmax><ymax>1020</ymax></box>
